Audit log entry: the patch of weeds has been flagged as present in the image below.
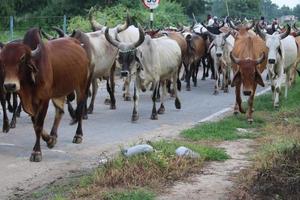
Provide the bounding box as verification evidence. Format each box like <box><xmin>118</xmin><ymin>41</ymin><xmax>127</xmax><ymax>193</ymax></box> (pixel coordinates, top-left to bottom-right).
<box><xmin>71</xmin><ymin>140</ymin><xmax>228</xmax><ymax>199</ymax></box>
<box><xmin>181</xmin><ymin>115</ymin><xmax>264</xmax><ymax>141</ymax></box>
<box><xmin>103</xmin><ymin>188</ymin><xmax>155</xmax><ymax>200</ymax></box>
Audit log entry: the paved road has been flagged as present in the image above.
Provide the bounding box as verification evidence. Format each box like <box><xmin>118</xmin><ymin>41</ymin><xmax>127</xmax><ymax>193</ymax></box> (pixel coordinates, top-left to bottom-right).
<box><xmin>0</xmin><ymin>75</ymin><xmax>266</xmax><ymax>199</ymax></box>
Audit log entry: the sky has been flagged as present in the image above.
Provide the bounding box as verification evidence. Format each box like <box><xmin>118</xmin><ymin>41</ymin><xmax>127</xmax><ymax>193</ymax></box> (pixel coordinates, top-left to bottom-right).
<box><xmin>271</xmin><ymin>0</ymin><xmax>300</xmax><ymax>8</ymax></box>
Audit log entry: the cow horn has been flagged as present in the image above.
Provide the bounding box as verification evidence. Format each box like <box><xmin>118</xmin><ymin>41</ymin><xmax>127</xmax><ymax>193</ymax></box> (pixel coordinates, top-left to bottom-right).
<box><xmin>88</xmin><ymin>6</ymin><xmax>104</xmax><ymax>31</ymax></box>
<box><xmin>228</xmin><ymin>20</ymin><xmax>239</xmax><ymax>31</ymax></box>
<box><xmin>40</xmin><ymin>29</ymin><xmax>54</xmax><ymax>40</ymax></box>
<box><xmin>219</xmin><ymin>20</ymin><xmax>225</xmax><ymax>28</ymax></box>
<box><xmin>255</xmin><ymin>53</ymin><xmax>265</xmax><ymax>65</ymax></box>
<box><xmin>224</xmin><ymin>31</ymin><xmax>231</xmax><ymax>39</ymax></box>
<box><xmin>104</xmin><ymin>28</ymin><xmax>121</xmax><ymax>48</ymax></box>
<box><xmin>192</xmin><ymin>13</ymin><xmax>198</xmax><ymax>24</ymax></box>
<box><xmin>293</xmin><ymin>23</ymin><xmax>299</xmax><ymax>32</ymax></box>
<box><xmin>117</xmin><ymin>14</ymin><xmax>131</xmax><ymax>33</ymax></box>
<box><xmin>31</xmin><ymin>44</ymin><xmax>41</xmax><ymax>58</ymax></box>
<box><xmin>246</xmin><ymin>21</ymin><xmax>255</xmax><ymax>30</ymax></box>
<box><xmin>256</xmin><ymin>23</ymin><xmax>266</xmax><ymax>40</ymax></box>
<box><xmin>201</xmin><ymin>22</ymin><xmax>207</xmax><ymax>29</ymax></box>
<box><xmin>52</xmin><ymin>26</ymin><xmax>67</xmax><ymax>37</ymax></box>
<box><xmin>279</xmin><ymin>24</ymin><xmax>290</xmax><ymax>39</ymax></box>
<box><xmin>230</xmin><ymin>52</ymin><xmax>240</xmax><ymax>64</ymax></box>
<box><xmin>129</xmin><ymin>25</ymin><xmax>145</xmax><ymax>49</ymax></box>
<box><xmin>278</xmin><ymin>24</ymin><xmax>284</xmax><ymax>31</ymax></box>
<box><xmin>206</xmin><ymin>30</ymin><xmax>216</xmax><ymax>39</ymax></box>
<box><xmin>190</xmin><ymin>21</ymin><xmax>195</xmax><ymax>31</ymax></box>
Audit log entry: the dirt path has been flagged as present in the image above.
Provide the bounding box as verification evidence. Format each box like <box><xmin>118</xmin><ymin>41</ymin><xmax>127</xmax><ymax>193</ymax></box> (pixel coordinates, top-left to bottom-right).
<box><xmin>157</xmin><ymin>139</ymin><xmax>255</xmax><ymax>200</ymax></box>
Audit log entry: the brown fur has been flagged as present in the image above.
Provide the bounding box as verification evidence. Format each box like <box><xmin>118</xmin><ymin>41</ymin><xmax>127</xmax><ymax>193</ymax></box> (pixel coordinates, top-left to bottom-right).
<box><xmin>231</xmin><ymin>26</ymin><xmax>268</xmax><ymax>122</ymax></box>
<box><xmin>0</xmin><ymin>31</ymin><xmax>90</xmax><ymax>162</ymax></box>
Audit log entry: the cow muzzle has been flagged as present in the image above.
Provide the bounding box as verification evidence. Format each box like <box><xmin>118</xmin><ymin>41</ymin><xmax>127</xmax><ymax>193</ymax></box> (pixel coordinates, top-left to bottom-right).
<box><xmin>243</xmin><ymin>91</ymin><xmax>252</xmax><ymax>96</ymax></box>
<box><xmin>120</xmin><ymin>70</ymin><xmax>129</xmax><ymax>77</ymax></box>
<box><xmin>216</xmin><ymin>53</ymin><xmax>222</xmax><ymax>57</ymax></box>
<box><xmin>268</xmin><ymin>59</ymin><xmax>276</xmax><ymax>64</ymax></box>
<box><xmin>4</xmin><ymin>82</ymin><xmax>19</xmax><ymax>93</ymax></box>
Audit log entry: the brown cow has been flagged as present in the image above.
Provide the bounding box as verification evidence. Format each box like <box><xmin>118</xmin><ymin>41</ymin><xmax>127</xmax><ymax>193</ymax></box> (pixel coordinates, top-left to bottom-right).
<box><xmin>0</xmin><ymin>28</ymin><xmax>90</xmax><ymax>162</ymax></box>
<box><xmin>230</xmin><ymin>24</ymin><xmax>267</xmax><ymax>123</ymax></box>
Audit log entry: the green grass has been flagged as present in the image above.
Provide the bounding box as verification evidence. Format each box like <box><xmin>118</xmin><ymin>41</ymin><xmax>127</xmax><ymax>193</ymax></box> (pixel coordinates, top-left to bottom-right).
<box><xmin>103</xmin><ymin>189</ymin><xmax>155</xmax><ymax>200</ymax></box>
<box><xmin>181</xmin><ymin>115</ymin><xmax>264</xmax><ymax>141</ymax></box>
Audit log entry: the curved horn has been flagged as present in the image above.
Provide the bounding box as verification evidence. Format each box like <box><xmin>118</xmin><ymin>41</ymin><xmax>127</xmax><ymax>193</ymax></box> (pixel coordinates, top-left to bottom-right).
<box><xmin>52</xmin><ymin>26</ymin><xmax>67</xmax><ymax>37</ymax></box>
<box><xmin>256</xmin><ymin>23</ymin><xmax>266</xmax><ymax>41</ymax></box>
<box><xmin>192</xmin><ymin>13</ymin><xmax>198</xmax><ymax>23</ymax></box>
<box><xmin>117</xmin><ymin>14</ymin><xmax>131</xmax><ymax>33</ymax></box>
<box><xmin>128</xmin><ymin>25</ymin><xmax>145</xmax><ymax>49</ymax></box>
<box><xmin>223</xmin><ymin>31</ymin><xmax>231</xmax><ymax>39</ymax></box>
<box><xmin>88</xmin><ymin>6</ymin><xmax>104</xmax><ymax>31</ymax></box>
<box><xmin>278</xmin><ymin>24</ymin><xmax>284</xmax><ymax>31</ymax></box>
<box><xmin>190</xmin><ymin>21</ymin><xmax>195</xmax><ymax>31</ymax></box>
<box><xmin>104</xmin><ymin>28</ymin><xmax>121</xmax><ymax>48</ymax></box>
<box><xmin>246</xmin><ymin>21</ymin><xmax>255</xmax><ymax>30</ymax></box>
<box><xmin>228</xmin><ymin>20</ymin><xmax>239</xmax><ymax>31</ymax></box>
<box><xmin>279</xmin><ymin>24</ymin><xmax>290</xmax><ymax>39</ymax></box>
<box><xmin>40</xmin><ymin>29</ymin><xmax>54</xmax><ymax>40</ymax></box>
<box><xmin>293</xmin><ymin>23</ymin><xmax>299</xmax><ymax>32</ymax></box>
<box><xmin>230</xmin><ymin>52</ymin><xmax>240</xmax><ymax>64</ymax></box>
<box><xmin>255</xmin><ymin>53</ymin><xmax>265</xmax><ymax>65</ymax></box>
<box><xmin>201</xmin><ymin>22</ymin><xmax>207</xmax><ymax>29</ymax></box>
<box><xmin>31</xmin><ymin>44</ymin><xmax>41</xmax><ymax>58</ymax></box>
<box><xmin>218</xmin><ymin>20</ymin><xmax>225</xmax><ymax>28</ymax></box>
<box><xmin>206</xmin><ymin>30</ymin><xmax>216</xmax><ymax>39</ymax></box>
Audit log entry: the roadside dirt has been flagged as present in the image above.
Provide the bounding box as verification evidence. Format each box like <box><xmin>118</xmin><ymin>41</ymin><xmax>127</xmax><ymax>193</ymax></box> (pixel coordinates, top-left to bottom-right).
<box><xmin>157</xmin><ymin>139</ymin><xmax>256</xmax><ymax>200</ymax></box>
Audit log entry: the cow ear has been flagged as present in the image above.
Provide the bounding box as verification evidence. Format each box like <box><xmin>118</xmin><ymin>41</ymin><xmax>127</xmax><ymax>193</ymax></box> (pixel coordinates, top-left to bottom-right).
<box><xmin>231</xmin><ymin>71</ymin><xmax>241</xmax><ymax>87</ymax></box>
<box><xmin>27</xmin><ymin>61</ymin><xmax>38</xmax><ymax>84</ymax></box>
<box><xmin>255</xmin><ymin>70</ymin><xmax>265</xmax><ymax>87</ymax></box>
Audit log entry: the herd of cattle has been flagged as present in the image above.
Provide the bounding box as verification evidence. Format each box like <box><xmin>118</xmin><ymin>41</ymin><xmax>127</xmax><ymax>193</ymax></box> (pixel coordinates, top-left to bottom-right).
<box><xmin>0</xmin><ymin>9</ymin><xmax>300</xmax><ymax>162</ymax></box>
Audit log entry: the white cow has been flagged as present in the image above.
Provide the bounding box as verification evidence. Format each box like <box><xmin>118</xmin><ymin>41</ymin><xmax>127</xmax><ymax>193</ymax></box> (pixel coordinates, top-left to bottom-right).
<box><xmin>257</xmin><ymin>24</ymin><xmax>298</xmax><ymax>107</ymax></box>
<box><xmin>207</xmin><ymin>31</ymin><xmax>234</xmax><ymax>94</ymax></box>
<box><xmin>105</xmin><ymin>27</ymin><xmax>182</xmax><ymax>121</ymax></box>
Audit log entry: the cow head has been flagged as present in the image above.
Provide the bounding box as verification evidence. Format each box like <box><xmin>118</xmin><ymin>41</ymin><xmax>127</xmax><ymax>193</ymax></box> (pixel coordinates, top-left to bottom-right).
<box><xmin>256</xmin><ymin>24</ymin><xmax>290</xmax><ymax>65</ymax></box>
<box><xmin>230</xmin><ymin>52</ymin><xmax>265</xmax><ymax>96</ymax></box>
<box><xmin>104</xmin><ymin>25</ymin><xmax>145</xmax><ymax>78</ymax></box>
<box><xmin>0</xmin><ymin>43</ymin><xmax>39</xmax><ymax>93</ymax></box>
<box><xmin>207</xmin><ymin>31</ymin><xmax>231</xmax><ymax>57</ymax></box>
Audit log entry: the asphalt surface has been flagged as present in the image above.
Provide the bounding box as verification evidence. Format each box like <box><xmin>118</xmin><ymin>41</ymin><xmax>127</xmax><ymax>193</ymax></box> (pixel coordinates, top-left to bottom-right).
<box><xmin>0</xmin><ymin>74</ymin><xmax>266</xmax><ymax>199</ymax></box>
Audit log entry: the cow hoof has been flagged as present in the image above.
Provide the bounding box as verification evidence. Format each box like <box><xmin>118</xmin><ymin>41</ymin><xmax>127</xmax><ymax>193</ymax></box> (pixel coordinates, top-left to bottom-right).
<box><xmin>234</xmin><ymin>110</ymin><xmax>239</xmax><ymax>115</ymax></box>
<box><xmin>224</xmin><ymin>88</ymin><xmax>229</xmax><ymax>93</ymax></box>
<box><xmin>201</xmin><ymin>77</ymin><xmax>206</xmax><ymax>81</ymax></box>
<box><xmin>110</xmin><ymin>104</ymin><xmax>116</xmax><ymax>110</ymax></box>
<box><xmin>156</xmin><ymin>98</ymin><xmax>161</xmax><ymax>103</ymax></box>
<box><xmin>10</xmin><ymin>121</ymin><xmax>16</xmax><ymax>129</ymax></box>
<box><xmin>124</xmin><ymin>96</ymin><xmax>131</xmax><ymax>101</ymax></box>
<box><xmin>47</xmin><ymin>136</ymin><xmax>57</xmax><ymax>149</ymax></box>
<box><xmin>213</xmin><ymin>91</ymin><xmax>219</xmax><ymax>95</ymax></box>
<box><xmin>3</xmin><ymin>122</ymin><xmax>10</xmax><ymax>133</ymax></box>
<box><xmin>131</xmin><ymin>114</ymin><xmax>139</xmax><ymax>122</ymax></box>
<box><xmin>151</xmin><ymin>114</ymin><xmax>158</xmax><ymax>120</ymax></box>
<box><xmin>175</xmin><ymin>98</ymin><xmax>181</xmax><ymax>109</ymax></box>
<box><xmin>186</xmin><ymin>86</ymin><xmax>191</xmax><ymax>91</ymax></box>
<box><xmin>83</xmin><ymin>114</ymin><xmax>88</xmax><ymax>120</ymax></box>
<box><xmin>69</xmin><ymin>118</ymin><xmax>78</xmax><ymax>125</ymax></box>
<box><xmin>158</xmin><ymin>107</ymin><xmax>165</xmax><ymax>114</ymax></box>
<box><xmin>87</xmin><ymin>108</ymin><xmax>93</xmax><ymax>114</ymax></box>
<box><xmin>72</xmin><ymin>135</ymin><xmax>83</xmax><ymax>144</ymax></box>
<box><xmin>193</xmin><ymin>82</ymin><xmax>197</xmax><ymax>87</ymax></box>
<box><xmin>274</xmin><ymin>104</ymin><xmax>280</xmax><ymax>109</ymax></box>
<box><xmin>248</xmin><ymin>119</ymin><xmax>253</xmax><ymax>124</ymax></box>
<box><xmin>104</xmin><ymin>98</ymin><xmax>111</xmax><ymax>105</ymax></box>
<box><xmin>30</xmin><ymin>152</ymin><xmax>42</xmax><ymax>162</ymax></box>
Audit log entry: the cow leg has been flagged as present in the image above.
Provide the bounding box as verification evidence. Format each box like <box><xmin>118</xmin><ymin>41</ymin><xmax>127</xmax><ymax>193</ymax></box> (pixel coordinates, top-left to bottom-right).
<box><xmin>151</xmin><ymin>83</ymin><xmax>158</xmax><ymax>120</ymax></box>
<box><xmin>42</xmin><ymin>97</ymin><xmax>65</xmax><ymax>149</ymax></box>
<box><xmin>87</xmin><ymin>78</ymin><xmax>98</xmax><ymax>114</ymax></box>
<box><xmin>31</xmin><ymin>101</ymin><xmax>49</xmax><ymax>162</ymax></box>
<box><xmin>9</xmin><ymin>93</ymin><xmax>19</xmax><ymax>128</ymax></box>
<box><xmin>173</xmin><ymin>71</ymin><xmax>181</xmax><ymax>110</ymax></box>
<box><xmin>123</xmin><ymin>76</ymin><xmax>131</xmax><ymax>101</ymax></box>
<box><xmin>1</xmin><ymin>94</ymin><xmax>9</xmax><ymax>133</ymax></box>
<box><xmin>6</xmin><ymin>93</ymin><xmax>14</xmax><ymax>113</ymax></box>
<box><xmin>109</xmin><ymin>66</ymin><xmax>116</xmax><ymax>109</ymax></box>
<box><xmin>285</xmin><ymin>68</ymin><xmax>290</xmax><ymax>99</ymax></box>
<box><xmin>106</xmin><ymin>79</ymin><xmax>116</xmax><ymax>110</ymax></box>
<box><xmin>201</xmin><ymin>58</ymin><xmax>207</xmax><ymax>80</ymax></box>
<box><xmin>185</xmin><ymin>64</ymin><xmax>191</xmax><ymax>91</ymax></box>
<box><xmin>247</xmin><ymin>90</ymin><xmax>256</xmax><ymax>123</ymax></box>
<box><xmin>131</xmin><ymin>82</ymin><xmax>139</xmax><ymax>122</ymax></box>
<box><xmin>72</xmin><ymin>99</ymin><xmax>85</xmax><ymax>144</ymax></box>
<box><xmin>224</xmin><ymin>67</ymin><xmax>230</xmax><ymax>93</ymax></box>
<box><xmin>235</xmin><ymin>83</ymin><xmax>245</xmax><ymax>114</ymax></box>
<box><xmin>16</xmin><ymin>101</ymin><xmax>21</xmax><ymax>118</ymax></box>
<box><xmin>158</xmin><ymin>81</ymin><xmax>166</xmax><ymax>114</ymax></box>
<box><xmin>156</xmin><ymin>82</ymin><xmax>161</xmax><ymax>102</ymax></box>
<box><xmin>213</xmin><ymin>59</ymin><xmax>219</xmax><ymax>95</ymax></box>
<box><xmin>274</xmin><ymin>64</ymin><xmax>283</xmax><ymax>108</ymax></box>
